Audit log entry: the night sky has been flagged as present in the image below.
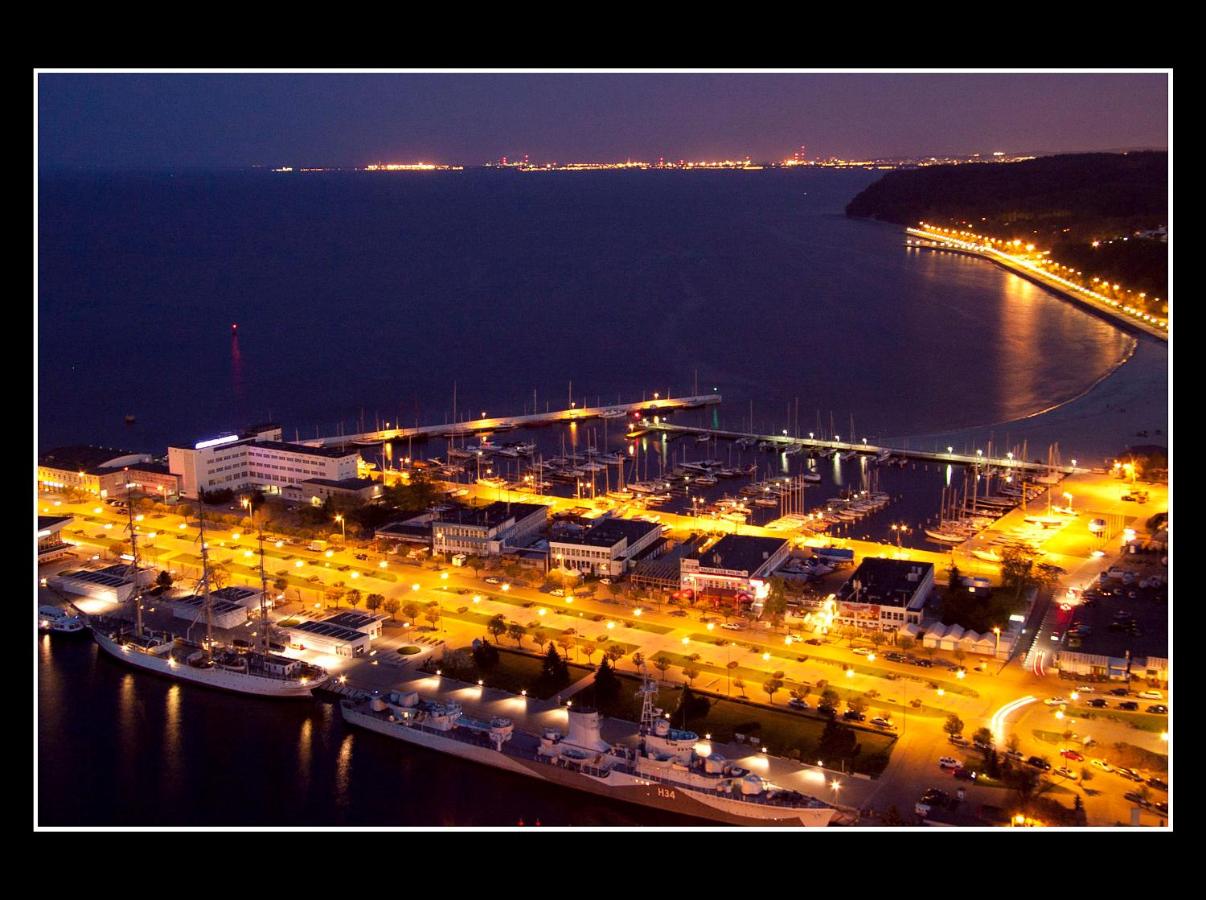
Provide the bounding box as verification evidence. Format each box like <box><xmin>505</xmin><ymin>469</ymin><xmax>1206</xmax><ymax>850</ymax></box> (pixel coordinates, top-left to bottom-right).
<box><xmin>38</xmin><ymin>72</ymin><xmax>1168</xmax><ymax>169</ymax></box>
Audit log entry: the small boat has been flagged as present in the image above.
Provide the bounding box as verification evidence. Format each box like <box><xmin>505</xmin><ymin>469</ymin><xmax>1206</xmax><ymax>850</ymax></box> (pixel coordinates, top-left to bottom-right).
<box><xmin>800</xmin><ymin>472</ymin><xmax>821</xmax><ymax>483</ymax></box>
<box><xmin>972</xmin><ymin>549</ymin><xmax>1002</xmax><ymax>562</ymax></box>
<box><xmin>696</xmin><ymin>433</ymin><xmax>712</xmax><ymax>443</ymax></box>
<box><xmin>925</xmin><ymin>528</ymin><xmax>967</xmax><ymax>544</ymax></box>
<box><xmin>39</xmin><ymin>604</ymin><xmax>86</xmax><ymax>634</ymax></box>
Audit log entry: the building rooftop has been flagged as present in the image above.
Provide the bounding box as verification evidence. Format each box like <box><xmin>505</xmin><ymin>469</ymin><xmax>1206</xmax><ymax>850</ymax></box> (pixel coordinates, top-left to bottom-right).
<box><xmin>691</xmin><ymin>534</ymin><xmax>790</xmax><ymax>574</ymax></box>
<box><xmin>324</xmin><ymin>612</ymin><xmax>382</xmax><ymax>631</ymax></box>
<box><xmin>435</xmin><ymin>501</ymin><xmax>548</xmax><ymax>530</ymax></box>
<box><xmin>559</xmin><ymin>517</ymin><xmax>661</xmax><ymax>549</ymax></box>
<box><xmin>212</xmin><ymin>586</ymin><xmax>260</xmax><ymax>603</ymax></box>
<box><xmin>38</xmin><ymin>446</ymin><xmax>147</xmax><ymax>473</ymax></box>
<box><xmin>38</xmin><ymin>515</ymin><xmax>73</xmax><ymax>533</ymax></box>
<box><xmin>837</xmin><ymin>558</ymin><xmax>935</xmax><ymax>609</ymax></box>
<box><xmin>249</xmin><ymin>440</ymin><xmax>362</xmax><ymax>460</ymax></box>
<box><xmin>175</xmin><ymin>594</ymin><xmax>246</xmax><ymax>615</ymax></box>
<box><xmin>289</xmin><ymin>619</ymin><xmax>367</xmax><ymax>643</ymax></box>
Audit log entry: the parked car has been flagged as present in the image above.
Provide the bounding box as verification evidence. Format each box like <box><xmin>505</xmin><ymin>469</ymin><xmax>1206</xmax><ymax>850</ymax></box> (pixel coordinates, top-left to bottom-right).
<box><xmin>1137</xmin><ymin>690</ymin><xmax>1163</xmax><ymax>701</ymax></box>
<box><xmin>353</xmin><ymin>553</ymin><xmax>368</xmax><ymax>561</ymax></box>
<box><xmin>1060</xmin><ymin>749</ymin><xmax>1085</xmax><ymax>762</ymax></box>
<box><xmin>484</xmin><ymin>577</ymin><xmax>501</xmax><ymax>584</ymax></box>
<box><xmin>1026</xmin><ymin>756</ymin><xmax>1052</xmax><ymax>771</ymax></box>
<box><xmin>1005</xmin><ymin>749</ymin><xmax>1025</xmax><ymax>762</ymax></box>
<box><xmin>842</xmin><ymin>710</ymin><xmax>866</xmax><ymax>722</ymax></box>
<box><xmin>1118</xmin><ymin>701</ymin><xmax>1139</xmax><ymax>711</ymax></box>
<box><xmin>669</xmin><ymin>609</ymin><xmax>688</xmax><ymax>617</ymax></box>
<box><xmin>883</xmin><ymin>652</ymin><xmax>905</xmax><ymax>662</ymax></box>
<box><xmin>1145</xmin><ymin>705</ymin><xmax>1168</xmax><ymax>714</ymax></box>
<box><xmin>937</xmin><ymin>756</ymin><xmax>963</xmax><ymax>769</ymax></box>
<box><xmin>817</xmin><ymin>705</ymin><xmax>837</xmax><ymax>718</ymax></box>
<box><xmin>788</xmin><ymin>698</ymin><xmax>809</xmax><ymax>711</ymax></box>
<box><xmin>953</xmin><ymin>768</ymin><xmax>978</xmax><ymax>781</ymax></box>
<box><xmin>804</xmin><ymin>637</ymin><xmax>822</xmax><ymax>644</ymax></box>
<box><xmin>1053</xmin><ymin>766</ymin><xmax>1078</xmax><ymax>781</ymax></box>
<box><xmin>1124</xmin><ymin>791</ymin><xmax>1151</xmax><ymax>807</ymax></box>
<box><xmin>1090</xmin><ymin>758</ymin><xmax>1113</xmax><ymax>772</ymax></box>
<box><xmin>851</xmin><ymin>647</ymin><xmax>870</xmax><ymax>656</ymax></box>
<box><xmin>722</xmin><ymin>623</ymin><xmax>743</xmax><ymax>631</ymax></box>
<box><xmin>1044</xmin><ymin>697</ymin><xmax>1068</xmax><ymax>706</ymax></box>
<box><xmin>550</xmin><ymin>589</ymin><xmax>565</xmax><ymax>597</ymax></box>
<box><xmin>948</xmin><ymin>734</ymin><xmax>968</xmax><ymax>746</ymax></box>
<box><xmin>1147</xmin><ymin>777</ymin><xmax>1168</xmax><ymax>791</ymax></box>
<box><xmin>1110</xmin><ymin>687</ymin><xmax>1130</xmax><ymax>696</ymax></box>
<box><xmin>1117</xmin><ymin>768</ymin><xmax>1145</xmax><ymax>782</ymax></box>
<box><xmin>913</xmin><ymin>658</ymin><xmax>933</xmax><ymax>668</ymax></box>
<box><xmin>973</xmin><ymin>738</ymin><xmax>993</xmax><ymax>751</ymax></box>
<box><xmin>1154</xmin><ymin>801</ymin><xmax>1168</xmax><ymax>815</ymax></box>
<box><xmin>871</xmin><ymin>717</ymin><xmax>895</xmax><ymax>729</ymax></box>
<box><xmin>1074</xmin><ymin>685</ymin><xmax>1095</xmax><ymax>693</ymax></box>
<box><xmin>1088</xmin><ymin>698</ymin><xmax>1109</xmax><ymax>708</ymax></box>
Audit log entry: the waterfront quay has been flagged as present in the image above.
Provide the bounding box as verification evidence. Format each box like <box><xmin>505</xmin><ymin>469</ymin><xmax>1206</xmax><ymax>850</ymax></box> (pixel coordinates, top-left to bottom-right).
<box><xmin>905</xmin><ymin>227</ymin><xmax>1168</xmax><ymax>342</ymax></box>
<box><xmin>630</xmin><ymin>422</ymin><xmax>1090</xmax><ymax>474</ymax></box>
<box><xmin>303</xmin><ymin>394</ymin><xmax>722</xmax><ymax>448</ymax></box>
<box><xmin>40</xmin><ymin>459</ymin><xmax>1168</xmax><ymax>826</ymax></box>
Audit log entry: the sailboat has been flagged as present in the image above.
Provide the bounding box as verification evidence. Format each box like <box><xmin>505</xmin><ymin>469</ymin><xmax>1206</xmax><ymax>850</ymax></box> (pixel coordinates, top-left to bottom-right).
<box><xmin>89</xmin><ymin>499</ymin><xmax>328</xmax><ymax>698</ymax></box>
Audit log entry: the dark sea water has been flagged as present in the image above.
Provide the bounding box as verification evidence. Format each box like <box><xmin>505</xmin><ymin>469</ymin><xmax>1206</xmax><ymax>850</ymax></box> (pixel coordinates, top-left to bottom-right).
<box><xmin>38</xmin><ymin>169</ymin><xmax>1134</xmax><ymax>453</ymax></box>
<box><xmin>37</xmin><ymin>169</ymin><xmax>1158</xmax><ymax>826</ymax></box>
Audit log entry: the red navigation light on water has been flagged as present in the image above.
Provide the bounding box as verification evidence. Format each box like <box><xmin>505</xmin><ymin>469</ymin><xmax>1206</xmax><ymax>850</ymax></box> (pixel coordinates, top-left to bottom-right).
<box><xmin>231</xmin><ymin>323</ymin><xmax>238</xmax><ymax>333</ymax></box>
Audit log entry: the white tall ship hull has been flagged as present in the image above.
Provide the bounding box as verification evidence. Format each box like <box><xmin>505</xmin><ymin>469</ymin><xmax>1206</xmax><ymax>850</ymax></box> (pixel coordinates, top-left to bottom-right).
<box><xmin>92</xmin><ymin>628</ymin><xmax>325</xmax><ymax>699</ymax></box>
<box><xmin>341</xmin><ymin>703</ymin><xmax>835</xmax><ymax>826</ymax></box>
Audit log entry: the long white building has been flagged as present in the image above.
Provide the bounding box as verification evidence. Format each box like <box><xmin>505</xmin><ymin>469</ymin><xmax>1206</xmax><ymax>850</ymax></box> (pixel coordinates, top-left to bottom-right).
<box><xmin>168</xmin><ymin>425</ymin><xmax>362</xmax><ymax>499</ymax></box>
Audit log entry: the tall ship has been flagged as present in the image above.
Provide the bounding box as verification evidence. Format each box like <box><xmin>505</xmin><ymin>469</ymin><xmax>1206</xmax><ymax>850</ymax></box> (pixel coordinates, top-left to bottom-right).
<box><xmin>89</xmin><ymin>499</ymin><xmax>328</xmax><ymax>698</ymax></box>
<box><xmin>339</xmin><ymin>670</ymin><xmax>836</xmax><ymax>826</ymax></box>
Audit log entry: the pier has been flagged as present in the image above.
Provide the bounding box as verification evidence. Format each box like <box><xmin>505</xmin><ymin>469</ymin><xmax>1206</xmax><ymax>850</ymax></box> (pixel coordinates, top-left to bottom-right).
<box><xmin>303</xmin><ymin>394</ymin><xmax>723</xmax><ymax>448</ymax></box>
<box><xmin>631</xmin><ymin>422</ymin><xmax>1091</xmax><ymax>475</ymax></box>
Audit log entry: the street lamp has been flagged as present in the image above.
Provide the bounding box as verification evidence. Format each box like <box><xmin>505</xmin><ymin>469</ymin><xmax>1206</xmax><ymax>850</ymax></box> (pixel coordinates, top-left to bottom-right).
<box><xmin>335</xmin><ymin>514</ymin><xmax>346</xmax><ymax>542</ymax></box>
<box><xmin>993</xmin><ymin>626</ymin><xmax>1001</xmax><ymax>659</ymax></box>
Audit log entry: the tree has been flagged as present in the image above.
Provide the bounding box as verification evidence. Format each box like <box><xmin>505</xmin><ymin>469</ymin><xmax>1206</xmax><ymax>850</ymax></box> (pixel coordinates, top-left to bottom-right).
<box><xmin>973</xmin><ymin>727</ymin><xmax>994</xmax><ymax>747</ymax></box>
<box><xmin>847</xmin><ymin>694</ymin><xmax>869</xmax><ymax>715</ymax></box>
<box><xmin>1007</xmin><ymin>733</ymin><xmax>1021</xmax><ymax>754</ymax></box>
<box><xmin>605</xmin><ymin>643</ymin><xmax>625</xmax><ymax>666</ymax></box>
<box><xmin>593</xmin><ymin>657</ymin><xmax>621</xmax><ymax>707</ymax></box>
<box><xmin>1004</xmin><ymin>764</ymin><xmax>1040</xmax><ymax>804</ymax></box>
<box><xmin>763</xmin><ymin>678</ymin><xmax>784</xmax><ymax>705</ymax></box>
<box><xmin>683</xmin><ymin>666</ymin><xmax>700</xmax><ymax>687</ymax></box>
<box><xmin>507</xmin><ymin>622</ymin><xmax>527</xmax><ymax>647</ymax></box>
<box><xmin>365</xmin><ymin>593</ymin><xmax>384</xmax><ymax>614</ymax></box>
<box><xmin>944</xmin><ymin>715</ymin><xmax>965</xmax><ymax>738</ymax></box>
<box><xmin>818</xmin><ymin>719</ymin><xmax>860</xmax><ymax>763</ymax></box>
<box><xmin>559</xmin><ymin>635</ymin><xmax>576</xmax><ymax>663</ymax></box>
<box><xmin>273</xmin><ymin>576</ymin><xmax>288</xmax><ymax>596</ymax></box>
<box><xmin>155</xmin><ymin>569</ymin><xmax>174</xmax><ymax>588</ymax></box>
<box><xmin>402</xmin><ymin>600</ymin><xmax>421</xmax><ymax>625</ymax></box>
<box><xmin>423</xmin><ymin>602</ymin><xmax>441</xmax><ymax>630</ymax></box>
<box><xmin>532</xmin><ymin>629</ymin><xmax>548</xmax><ymax>650</ymax></box>
<box><xmin>346</xmin><ymin>588</ymin><xmax>362</xmax><ymax>610</ymax></box>
<box><xmin>899</xmin><ymin>636</ymin><xmax>916</xmax><ymax>652</ymax></box>
<box><xmin>465</xmin><ymin>555</ymin><xmax>484</xmax><ymax>578</ymax></box>
<box><xmin>209</xmin><ymin>563</ymin><xmax>231</xmax><ymax>592</ymax></box>
<box><xmin>488</xmin><ymin>614</ymin><xmax>507</xmax><ymax>643</ymax></box>
<box><xmin>542</xmin><ymin>644</ymin><xmax>569</xmax><ymax>682</ymax></box>
<box><xmin>881</xmin><ymin>805</ymin><xmax>905</xmax><ymax>826</ymax></box>
<box><xmin>763</xmin><ymin>577</ymin><xmax>788</xmax><ymax>627</ymax></box>
<box><xmin>653</xmin><ymin>655</ymin><xmax>671</xmax><ymax>682</ymax></box>
<box><xmin>733</xmin><ymin>677</ymin><xmax>746</xmax><ymax>698</ymax></box>
<box><xmin>1000</xmin><ymin>546</ymin><xmax>1038</xmax><ymax>600</ymax></box>
<box><xmin>383</xmin><ymin>598</ymin><xmax>400</xmax><ymax>621</ymax></box>
<box><xmin>870</xmin><ymin>630</ymin><xmax>886</xmax><ymax>649</ymax></box>
<box><xmin>325</xmin><ymin>585</ymin><xmax>345</xmax><ymax>609</ymax></box>
<box><xmin>820</xmin><ymin>688</ymin><xmax>841</xmax><ymax>710</ymax></box>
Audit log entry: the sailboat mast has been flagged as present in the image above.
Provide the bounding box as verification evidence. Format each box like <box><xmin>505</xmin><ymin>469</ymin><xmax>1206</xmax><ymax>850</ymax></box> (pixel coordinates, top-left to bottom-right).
<box><xmin>198</xmin><ymin>504</ymin><xmax>214</xmax><ymax>650</ymax></box>
<box><xmin>125</xmin><ymin>492</ymin><xmax>144</xmax><ymax>635</ymax></box>
<box><xmin>257</xmin><ymin>527</ymin><xmax>271</xmax><ymax>653</ymax></box>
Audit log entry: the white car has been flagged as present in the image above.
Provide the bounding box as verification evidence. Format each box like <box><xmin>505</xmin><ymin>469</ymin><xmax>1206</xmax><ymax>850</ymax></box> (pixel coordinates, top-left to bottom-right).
<box><xmin>937</xmin><ymin>756</ymin><xmax>963</xmax><ymax>769</ymax></box>
<box><xmin>721</xmin><ymin>623</ymin><xmax>743</xmax><ymax>631</ymax></box>
<box><xmin>1044</xmin><ymin>697</ymin><xmax>1068</xmax><ymax>706</ymax></box>
<box><xmin>851</xmin><ymin>647</ymin><xmax>871</xmax><ymax>656</ymax></box>
<box><xmin>1090</xmin><ymin>758</ymin><xmax>1113</xmax><ymax>772</ymax></box>
<box><xmin>1137</xmin><ymin>690</ymin><xmax>1163</xmax><ymax>701</ymax></box>
<box><xmin>1075</xmin><ymin>685</ymin><xmax>1095</xmax><ymax>693</ymax></box>
<box><xmin>1053</xmin><ymin>766</ymin><xmax>1078</xmax><ymax>781</ymax></box>
<box><xmin>484</xmin><ymin>577</ymin><xmax>501</xmax><ymax>585</ymax></box>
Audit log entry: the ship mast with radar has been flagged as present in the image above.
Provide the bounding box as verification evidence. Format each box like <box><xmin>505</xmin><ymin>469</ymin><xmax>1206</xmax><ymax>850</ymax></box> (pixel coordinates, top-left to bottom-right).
<box><xmin>122</xmin><ymin>487</ymin><xmax>145</xmax><ymax>636</ymax></box>
<box><xmin>196</xmin><ymin>503</ymin><xmax>215</xmax><ymax>653</ymax></box>
<box><xmin>256</xmin><ymin>527</ymin><xmax>272</xmax><ymax>654</ymax></box>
